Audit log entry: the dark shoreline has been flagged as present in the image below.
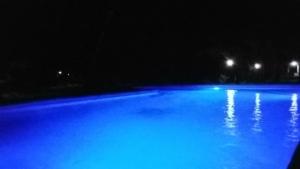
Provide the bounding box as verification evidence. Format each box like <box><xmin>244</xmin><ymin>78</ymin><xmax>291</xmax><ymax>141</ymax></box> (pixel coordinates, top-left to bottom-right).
<box><xmin>1</xmin><ymin>82</ymin><xmax>299</xmax><ymax>106</ymax></box>
<box><xmin>0</xmin><ymin>84</ymin><xmax>136</xmax><ymax>106</ymax></box>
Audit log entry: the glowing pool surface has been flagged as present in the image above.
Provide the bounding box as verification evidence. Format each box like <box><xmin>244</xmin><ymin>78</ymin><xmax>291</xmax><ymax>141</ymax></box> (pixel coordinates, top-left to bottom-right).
<box><xmin>0</xmin><ymin>85</ymin><xmax>299</xmax><ymax>169</ymax></box>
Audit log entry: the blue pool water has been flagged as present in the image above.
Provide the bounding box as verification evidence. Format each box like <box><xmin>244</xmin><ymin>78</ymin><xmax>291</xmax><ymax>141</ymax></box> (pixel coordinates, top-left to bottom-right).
<box><xmin>0</xmin><ymin>85</ymin><xmax>299</xmax><ymax>169</ymax></box>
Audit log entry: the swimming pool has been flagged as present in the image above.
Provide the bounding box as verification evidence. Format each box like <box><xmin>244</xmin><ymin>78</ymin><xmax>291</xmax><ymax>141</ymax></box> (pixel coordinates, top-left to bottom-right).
<box><xmin>0</xmin><ymin>85</ymin><xmax>299</xmax><ymax>169</ymax></box>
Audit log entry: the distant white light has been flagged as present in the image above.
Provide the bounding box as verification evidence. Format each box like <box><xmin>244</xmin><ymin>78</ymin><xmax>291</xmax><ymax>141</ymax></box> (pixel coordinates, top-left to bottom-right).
<box><xmin>226</xmin><ymin>59</ymin><xmax>235</xmax><ymax>67</ymax></box>
<box><xmin>58</xmin><ymin>70</ymin><xmax>63</xmax><ymax>75</ymax></box>
<box><xmin>290</xmin><ymin>61</ymin><xmax>299</xmax><ymax>67</ymax></box>
<box><xmin>213</xmin><ymin>87</ymin><xmax>220</xmax><ymax>90</ymax></box>
<box><xmin>254</xmin><ymin>63</ymin><xmax>262</xmax><ymax>70</ymax></box>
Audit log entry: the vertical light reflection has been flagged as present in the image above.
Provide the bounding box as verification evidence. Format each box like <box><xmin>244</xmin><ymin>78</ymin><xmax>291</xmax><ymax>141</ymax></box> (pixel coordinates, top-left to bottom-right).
<box><xmin>252</xmin><ymin>93</ymin><xmax>263</xmax><ymax>133</ymax></box>
<box><xmin>225</xmin><ymin>90</ymin><xmax>237</xmax><ymax>135</ymax></box>
<box><xmin>288</xmin><ymin>93</ymin><xmax>299</xmax><ymax>142</ymax></box>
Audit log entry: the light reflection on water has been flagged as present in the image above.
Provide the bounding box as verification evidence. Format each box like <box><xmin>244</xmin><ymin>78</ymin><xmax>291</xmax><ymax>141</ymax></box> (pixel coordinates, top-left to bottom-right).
<box><xmin>252</xmin><ymin>93</ymin><xmax>263</xmax><ymax>133</ymax></box>
<box><xmin>225</xmin><ymin>90</ymin><xmax>237</xmax><ymax>136</ymax></box>
<box><xmin>288</xmin><ymin>93</ymin><xmax>299</xmax><ymax>142</ymax></box>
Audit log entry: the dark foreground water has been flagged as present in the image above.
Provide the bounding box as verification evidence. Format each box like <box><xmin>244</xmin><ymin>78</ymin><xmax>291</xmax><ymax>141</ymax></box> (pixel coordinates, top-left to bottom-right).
<box><xmin>0</xmin><ymin>85</ymin><xmax>299</xmax><ymax>169</ymax></box>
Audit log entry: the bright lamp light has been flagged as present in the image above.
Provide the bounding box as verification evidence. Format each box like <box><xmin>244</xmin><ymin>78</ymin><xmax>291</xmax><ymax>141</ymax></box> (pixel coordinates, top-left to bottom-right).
<box><xmin>226</xmin><ymin>59</ymin><xmax>235</xmax><ymax>67</ymax></box>
<box><xmin>290</xmin><ymin>61</ymin><xmax>299</xmax><ymax>67</ymax></box>
<box><xmin>254</xmin><ymin>63</ymin><xmax>262</xmax><ymax>70</ymax></box>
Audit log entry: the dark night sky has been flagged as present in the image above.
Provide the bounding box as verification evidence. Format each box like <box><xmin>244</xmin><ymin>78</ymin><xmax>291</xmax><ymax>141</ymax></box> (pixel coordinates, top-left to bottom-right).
<box><xmin>1</xmin><ymin>0</ymin><xmax>300</xmax><ymax>84</ymax></box>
